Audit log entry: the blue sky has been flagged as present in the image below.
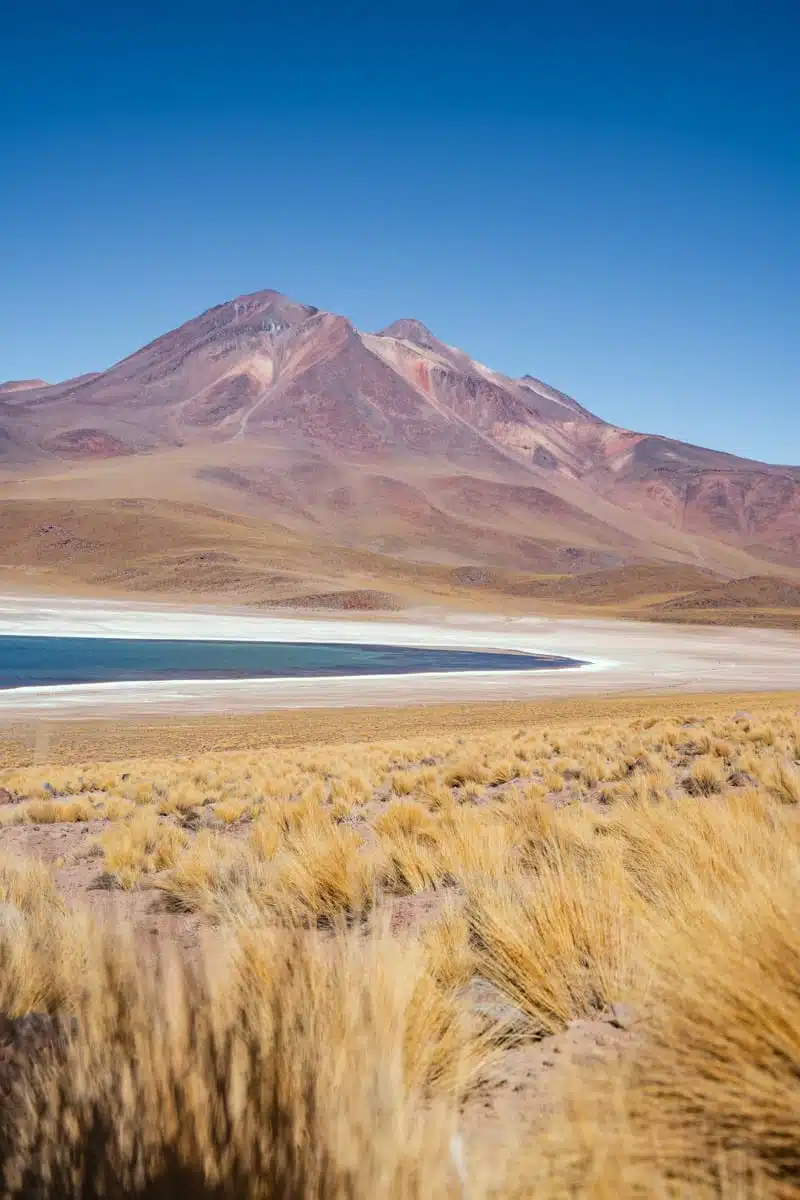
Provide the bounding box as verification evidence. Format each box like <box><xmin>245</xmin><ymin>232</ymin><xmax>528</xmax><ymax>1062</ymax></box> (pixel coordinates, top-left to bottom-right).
<box><xmin>2</xmin><ymin>0</ymin><xmax>798</xmax><ymax>463</ymax></box>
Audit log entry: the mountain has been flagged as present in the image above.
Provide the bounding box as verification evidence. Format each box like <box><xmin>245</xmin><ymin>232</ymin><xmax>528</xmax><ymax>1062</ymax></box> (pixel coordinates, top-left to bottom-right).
<box><xmin>0</xmin><ymin>379</ymin><xmax>49</xmax><ymax>393</ymax></box>
<box><xmin>0</xmin><ymin>288</ymin><xmax>797</xmax><ymax>594</ymax></box>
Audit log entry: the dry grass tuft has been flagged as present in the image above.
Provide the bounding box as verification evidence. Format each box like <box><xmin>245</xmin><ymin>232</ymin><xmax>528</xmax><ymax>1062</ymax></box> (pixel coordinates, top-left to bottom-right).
<box><xmin>765</xmin><ymin>758</ymin><xmax>800</xmax><ymax>805</ymax></box>
<box><xmin>1</xmin><ymin>699</ymin><xmax>799</xmax><ymax>1195</ymax></box>
<box><xmin>637</xmin><ymin>856</ymin><xmax>800</xmax><ymax>1185</ymax></box>
<box><xmin>97</xmin><ymin>810</ymin><xmax>189</xmax><ymax>889</ymax></box>
<box><xmin>467</xmin><ymin>850</ymin><xmax>638</xmax><ymax>1036</ymax></box>
<box><xmin>0</xmin><ymin>927</ymin><xmax>470</xmax><ymax>1199</ymax></box>
<box><xmin>0</xmin><ymin>855</ymin><xmax>89</xmax><ymax>1015</ymax></box>
<box><xmin>686</xmin><ymin>755</ymin><xmax>726</xmax><ymax>796</ymax></box>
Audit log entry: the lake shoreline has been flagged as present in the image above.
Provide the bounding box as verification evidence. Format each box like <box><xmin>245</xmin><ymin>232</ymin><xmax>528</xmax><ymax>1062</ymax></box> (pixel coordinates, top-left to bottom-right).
<box><xmin>0</xmin><ymin>594</ymin><xmax>797</xmax><ymax>717</ymax></box>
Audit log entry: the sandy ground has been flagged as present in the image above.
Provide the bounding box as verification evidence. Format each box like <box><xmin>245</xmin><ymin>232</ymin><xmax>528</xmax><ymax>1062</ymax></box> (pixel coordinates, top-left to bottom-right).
<box><xmin>0</xmin><ymin>594</ymin><xmax>798</xmax><ymax>718</ymax></box>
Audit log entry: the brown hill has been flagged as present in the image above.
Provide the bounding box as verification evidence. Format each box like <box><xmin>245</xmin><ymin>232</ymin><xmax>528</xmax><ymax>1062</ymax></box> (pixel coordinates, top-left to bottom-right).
<box><xmin>0</xmin><ymin>498</ymin><xmax>459</xmax><ymax>607</ymax></box>
<box><xmin>637</xmin><ymin>574</ymin><xmax>800</xmax><ymax>631</ymax></box>
<box><xmin>1</xmin><ymin>288</ymin><xmax>797</xmax><ymax>605</ymax></box>
<box><xmin>652</xmin><ymin>575</ymin><xmax>800</xmax><ymax>612</ymax></box>
<box><xmin>0</xmin><ymin>497</ymin><xmax>797</xmax><ymax>630</ymax></box>
<box><xmin>502</xmin><ymin>563</ymin><xmax>722</xmax><ymax>605</ymax></box>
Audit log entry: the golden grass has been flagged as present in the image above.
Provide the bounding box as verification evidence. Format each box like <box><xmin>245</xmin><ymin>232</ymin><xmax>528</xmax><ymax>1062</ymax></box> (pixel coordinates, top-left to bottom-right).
<box><xmin>1</xmin><ymin>924</ymin><xmax>472</xmax><ymax>1198</ymax></box>
<box><xmin>686</xmin><ymin>754</ymin><xmax>726</xmax><ymax>795</ymax></box>
<box><xmin>766</xmin><ymin>758</ymin><xmax>800</xmax><ymax>804</ymax></box>
<box><xmin>0</xmin><ymin>690</ymin><xmax>793</xmax><ymax>770</ymax></box>
<box><xmin>0</xmin><ymin>854</ymin><xmax>89</xmax><ymax>1015</ymax></box>
<box><xmin>97</xmin><ymin>810</ymin><xmax>189</xmax><ymax>889</ymax></box>
<box><xmin>639</xmin><ymin>864</ymin><xmax>800</xmax><ymax>1184</ymax></box>
<box><xmin>467</xmin><ymin>852</ymin><xmax>638</xmax><ymax>1035</ymax></box>
<box><xmin>0</xmin><ymin>698</ymin><xmax>799</xmax><ymax>1194</ymax></box>
<box><xmin>155</xmin><ymin>810</ymin><xmax>379</xmax><ymax>926</ymax></box>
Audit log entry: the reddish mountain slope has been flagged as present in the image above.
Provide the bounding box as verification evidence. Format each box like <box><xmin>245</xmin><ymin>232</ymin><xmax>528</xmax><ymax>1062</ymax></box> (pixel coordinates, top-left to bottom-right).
<box><xmin>1</xmin><ymin>288</ymin><xmax>797</xmax><ymax>578</ymax></box>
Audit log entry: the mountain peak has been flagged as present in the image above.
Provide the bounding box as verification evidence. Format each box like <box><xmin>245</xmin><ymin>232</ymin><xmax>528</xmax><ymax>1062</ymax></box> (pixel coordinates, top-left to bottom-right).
<box><xmin>0</xmin><ymin>379</ymin><xmax>49</xmax><ymax>393</ymax></box>
<box><xmin>4</xmin><ymin>286</ymin><xmax>797</xmax><ymax>578</ymax></box>
<box><xmin>378</xmin><ymin>318</ymin><xmax>442</xmax><ymax>351</ymax></box>
<box><xmin>225</xmin><ymin>289</ymin><xmax>319</xmax><ymax>324</ymax></box>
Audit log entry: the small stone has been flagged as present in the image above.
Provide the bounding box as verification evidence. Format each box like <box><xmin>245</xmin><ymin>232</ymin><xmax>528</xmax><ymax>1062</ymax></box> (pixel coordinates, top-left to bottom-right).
<box><xmin>733</xmin><ymin>712</ymin><xmax>752</xmax><ymax>723</ymax></box>
<box><xmin>608</xmin><ymin>1001</ymin><xmax>640</xmax><ymax>1031</ymax></box>
<box><xmin>728</xmin><ymin>770</ymin><xmax>757</xmax><ymax>788</ymax></box>
<box><xmin>461</xmin><ymin>978</ymin><xmax>532</xmax><ymax>1043</ymax></box>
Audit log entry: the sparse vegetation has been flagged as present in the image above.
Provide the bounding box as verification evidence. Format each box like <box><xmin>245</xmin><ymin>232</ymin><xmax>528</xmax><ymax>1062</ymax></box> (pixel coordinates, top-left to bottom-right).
<box><xmin>1</xmin><ymin>697</ymin><xmax>799</xmax><ymax>1195</ymax></box>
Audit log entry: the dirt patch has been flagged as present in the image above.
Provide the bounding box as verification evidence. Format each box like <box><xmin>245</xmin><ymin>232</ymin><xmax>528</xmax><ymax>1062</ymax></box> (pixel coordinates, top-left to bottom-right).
<box><xmin>0</xmin><ymin>820</ymin><xmax>204</xmax><ymax>964</ymax></box>
<box><xmin>463</xmin><ymin>1011</ymin><xmax>641</xmax><ymax>1134</ymax></box>
<box><xmin>0</xmin><ymin>820</ymin><xmax>105</xmax><ymax>863</ymax></box>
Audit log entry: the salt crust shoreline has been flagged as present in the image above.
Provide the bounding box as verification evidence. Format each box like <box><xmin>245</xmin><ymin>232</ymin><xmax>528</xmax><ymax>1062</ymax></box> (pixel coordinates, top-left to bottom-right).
<box><xmin>0</xmin><ymin>595</ymin><xmax>797</xmax><ymax>718</ymax></box>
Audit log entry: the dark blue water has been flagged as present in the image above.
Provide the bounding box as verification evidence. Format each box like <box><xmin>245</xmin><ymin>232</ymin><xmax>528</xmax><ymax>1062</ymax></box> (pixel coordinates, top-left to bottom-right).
<box><xmin>0</xmin><ymin>636</ymin><xmax>583</xmax><ymax>689</ymax></box>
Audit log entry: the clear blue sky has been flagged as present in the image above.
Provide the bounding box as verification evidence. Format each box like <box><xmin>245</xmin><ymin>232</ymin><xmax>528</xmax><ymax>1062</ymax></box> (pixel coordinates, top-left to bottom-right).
<box><xmin>2</xmin><ymin>0</ymin><xmax>798</xmax><ymax>463</ymax></box>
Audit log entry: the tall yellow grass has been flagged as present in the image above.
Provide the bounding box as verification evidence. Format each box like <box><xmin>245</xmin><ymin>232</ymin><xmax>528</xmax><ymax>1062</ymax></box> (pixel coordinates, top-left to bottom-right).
<box><xmin>0</xmin><ymin>704</ymin><xmax>798</xmax><ymax>1195</ymax></box>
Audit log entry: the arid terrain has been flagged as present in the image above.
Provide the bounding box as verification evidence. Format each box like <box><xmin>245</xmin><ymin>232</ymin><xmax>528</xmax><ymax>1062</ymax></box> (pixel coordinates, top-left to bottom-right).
<box><xmin>1</xmin><ymin>288</ymin><xmax>799</xmax><ymax>625</ymax></box>
<box><xmin>1</xmin><ymin>288</ymin><xmax>799</xmax><ymax>1197</ymax></box>
<box><xmin>0</xmin><ymin>693</ymin><xmax>798</xmax><ymax>1195</ymax></box>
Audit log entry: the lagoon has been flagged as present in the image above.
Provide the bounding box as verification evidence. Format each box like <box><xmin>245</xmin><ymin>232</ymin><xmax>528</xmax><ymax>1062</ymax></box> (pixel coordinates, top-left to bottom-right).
<box><xmin>0</xmin><ymin>635</ymin><xmax>583</xmax><ymax>689</ymax></box>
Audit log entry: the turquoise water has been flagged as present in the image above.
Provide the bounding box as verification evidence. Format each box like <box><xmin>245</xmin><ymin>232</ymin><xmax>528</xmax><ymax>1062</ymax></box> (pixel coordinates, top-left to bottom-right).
<box><xmin>0</xmin><ymin>636</ymin><xmax>583</xmax><ymax>689</ymax></box>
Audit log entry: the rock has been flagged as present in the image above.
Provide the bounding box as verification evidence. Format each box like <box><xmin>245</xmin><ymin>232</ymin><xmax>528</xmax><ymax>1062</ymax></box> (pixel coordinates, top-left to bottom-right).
<box><xmin>607</xmin><ymin>1001</ymin><xmax>640</xmax><ymax>1031</ymax></box>
<box><xmin>733</xmin><ymin>712</ymin><xmax>752</xmax><ymax>724</ymax></box>
<box><xmin>728</xmin><ymin>770</ymin><xmax>757</xmax><ymax>788</ymax></box>
<box><xmin>461</xmin><ymin>978</ymin><xmax>532</xmax><ymax>1044</ymax></box>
